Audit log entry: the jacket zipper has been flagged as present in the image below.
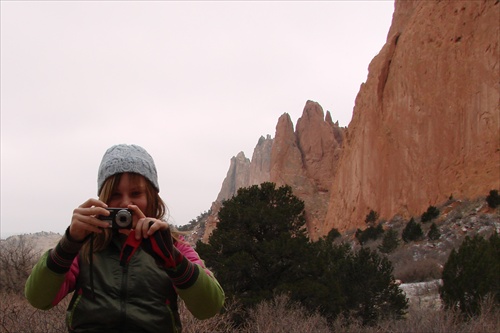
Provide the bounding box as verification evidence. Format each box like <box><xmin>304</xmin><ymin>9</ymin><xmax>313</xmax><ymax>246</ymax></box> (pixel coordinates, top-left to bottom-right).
<box><xmin>119</xmin><ymin>264</ymin><xmax>129</xmax><ymax>332</ymax></box>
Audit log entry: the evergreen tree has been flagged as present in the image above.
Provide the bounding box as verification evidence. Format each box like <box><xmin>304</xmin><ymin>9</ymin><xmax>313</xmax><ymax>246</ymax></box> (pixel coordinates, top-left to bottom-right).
<box><xmin>342</xmin><ymin>247</ymin><xmax>408</xmax><ymax>325</ymax></box>
<box><xmin>421</xmin><ymin>206</ymin><xmax>440</xmax><ymax>223</ymax></box>
<box><xmin>197</xmin><ymin>182</ymin><xmax>408</xmax><ymax>325</ymax></box>
<box><xmin>325</xmin><ymin>228</ymin><xmax>341</xmax><ymax>242</ymax></box>
<box><xmin>486</xmin><ymin>189</ymin><xmax>500</xmax><ymax>208</ymax></box>
<box><xmin>290</xmin><ymin>240</ymin><xmax>350</xmax><ymax>320</ymax></box>
<box><xmin>365</xmin><ymin>210</ymin><xmax>379</xmax><ymax>225</ymax></box>
<box><xmin>402</xmin><ymin>218</ymin><xmax>424</xmax><ymax>243</ymax></box>
<box><xmin>378</xmin><ymin>228</ymin><xmax>400</xmax><ymax>253</ymax></box>
<box><xmin>440</xmin><ymin>233</ymin><xmax>500</xmax><ymax>316</ymax></box>
<box><xmin>297</xmin><ymin>238</ymin><xmax>408</xmax><ymax>324</ymax></box>
<box><xmin>427</xmin><ymin>222</ymin><xmax>441</xmax><ymax>240</ymax></box>
<box><xmin>196</xmin><ymin>182</ymin><xmax>308</xmax><ymax>309</ymax></box>
<box><xmin>355</xmin><ymin>223</ymin><xmax>384</xmax><ymax>245</ymax></box>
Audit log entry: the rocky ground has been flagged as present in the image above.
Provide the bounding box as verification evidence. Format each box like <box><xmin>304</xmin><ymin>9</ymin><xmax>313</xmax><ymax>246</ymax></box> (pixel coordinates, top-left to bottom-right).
<box><xmin>375</xmin><ymin>197</ymin><xmax>498</xmax><ymax>312</ymax></box>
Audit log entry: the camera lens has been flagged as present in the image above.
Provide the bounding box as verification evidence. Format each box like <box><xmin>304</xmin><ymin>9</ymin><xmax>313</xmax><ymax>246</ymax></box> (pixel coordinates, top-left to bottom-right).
<box><xmin>114</xmin><ymin>209</ymin><xmax>132</xmax><ymax>228</ymax></box>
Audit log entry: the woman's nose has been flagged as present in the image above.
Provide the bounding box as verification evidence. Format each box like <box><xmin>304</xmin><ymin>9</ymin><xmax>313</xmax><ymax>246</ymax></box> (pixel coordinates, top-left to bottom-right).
<box><xmin>119</xmin><ymin>195</ymin><xmax>133</xmax><ymax>207</ymax></box>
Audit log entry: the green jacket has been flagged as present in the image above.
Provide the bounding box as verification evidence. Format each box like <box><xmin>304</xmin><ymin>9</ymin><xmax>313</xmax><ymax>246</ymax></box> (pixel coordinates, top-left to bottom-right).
<box><xmin>25</xmin><ymin>231</ymin><xmax>224</xmax><ymax>333</ymax></box>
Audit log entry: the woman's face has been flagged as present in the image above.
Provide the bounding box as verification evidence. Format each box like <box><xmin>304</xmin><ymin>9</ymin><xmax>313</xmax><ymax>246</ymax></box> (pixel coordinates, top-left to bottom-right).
<box><xmin>107</xmin><ymin>173</ymin><xmax>148</xmax><ymax>215</ymax></box>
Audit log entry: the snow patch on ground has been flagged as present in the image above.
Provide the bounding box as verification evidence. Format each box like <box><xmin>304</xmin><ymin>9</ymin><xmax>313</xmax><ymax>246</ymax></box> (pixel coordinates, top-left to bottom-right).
<box><xmin>400</xmin><ymin>279</ymin><xmax>442</xmax><ymax>310</ymax></box>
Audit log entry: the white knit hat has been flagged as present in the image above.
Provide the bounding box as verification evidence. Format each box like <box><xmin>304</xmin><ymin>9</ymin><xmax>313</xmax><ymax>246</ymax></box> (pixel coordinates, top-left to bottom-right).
<box><xmin>97</xmin><ymin>144</ymin><xmax>159</xmax><ymax>195</ymax></box>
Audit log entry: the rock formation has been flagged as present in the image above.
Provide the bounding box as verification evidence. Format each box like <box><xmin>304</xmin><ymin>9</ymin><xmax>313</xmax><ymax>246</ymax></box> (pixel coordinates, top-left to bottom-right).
<box><xmin>249</xmin><ymin>135</ymin><xmax>274</xmax><ymax>187</ymax></box>
<box><xmin>204</xmin><ymin>102</ymin><xmax>345</xmax><ymax>241</ymax></box>
<box><xmin>202</xmin><ymin>135</ymin><xmax>273</xmax><ymax>242</ymax></box>
<box><xmin>203</xmin><ymin>0</ymin><xmax>499</xmax><ymax>241</ymax></box>
<box><xmin>215</xmin><ymin>152</ymin><xmax>251</xmax><ymax>203</ymax></box>
<box><xmin>324</xmin><ymin>0</ymin><xmax>500</xmax><ymax>233</ymax></box>
<box><xmin>270</xmin><ymin>102</ymin><xmax>345</xmax><ymax>239</ymax></box>
<box><xmin>214</xmin><ymin>135</ymin><xmax>273</xmax><ymax>203</ymax></box>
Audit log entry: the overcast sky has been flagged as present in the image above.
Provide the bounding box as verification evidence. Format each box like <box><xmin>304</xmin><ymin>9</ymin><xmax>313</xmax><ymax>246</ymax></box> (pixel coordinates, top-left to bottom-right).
<box><xmin>1</xmin><ymin>1</ymin><xmax>394</xmax><ymax>238</ymax></box>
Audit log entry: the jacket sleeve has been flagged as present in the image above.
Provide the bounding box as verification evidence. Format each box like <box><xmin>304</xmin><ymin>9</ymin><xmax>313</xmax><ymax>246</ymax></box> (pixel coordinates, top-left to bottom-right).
<box><xmin>172</xmin><ymin>239</ymin><xmax>225</xmax><ymax>319</ymax></box>
<box><xmin>25</xmin><ymin>229</ymin><xmax>83</xmax><ymax>310</ymax></box>
<box><xmin>25</xmin><ymin>251</ymin><xmax>68</xmax><ymax>310</ymax></box>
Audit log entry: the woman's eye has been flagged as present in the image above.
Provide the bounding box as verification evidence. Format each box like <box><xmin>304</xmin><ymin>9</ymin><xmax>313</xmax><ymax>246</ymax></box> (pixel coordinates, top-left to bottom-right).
<box><xmin>131</xmin><ymin>191</ymin><xmax>142</xmax><ymax>197</ymax></box>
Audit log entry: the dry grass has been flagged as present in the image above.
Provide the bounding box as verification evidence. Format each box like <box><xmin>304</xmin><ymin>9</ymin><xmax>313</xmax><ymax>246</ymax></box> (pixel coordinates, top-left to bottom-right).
<box><xmin>241</xmin><ymin>294</ymin><xmax>330</xmax><ymax>333</ymax></box>
<box><xmin>378</xmin><ymin>298</ymin><xmax>500</xmax><ymax>333</ymax></box>
<box><xmin>392</xmin><ymin>256</ymin><xmax>442</xmax><ymax>283</ymax></box>
<box><xmin>178</xmin><ymin>297</ymin><xmax>239</xmax><ymax>333</ymax></box>
<box><xmin>0</xmin><ymin>291</ymin><xmax>69</xmax><ymax>333</ymax></box>
<box><xmin>0</xmin><ymin>292</ymin><xmax>237</xmax><ymax>333</ymax></box>
<box><xmin>2</xmin><ymin>291</ymin><xmax>498</xmax><ymax>333</ymax></box>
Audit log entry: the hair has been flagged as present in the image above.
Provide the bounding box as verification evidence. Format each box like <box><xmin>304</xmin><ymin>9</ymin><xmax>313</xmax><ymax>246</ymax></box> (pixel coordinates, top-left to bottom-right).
<box><xmin>80</xmin><ymin>172</ymin><xmax>181</xmax><ymax>263</ymax></box>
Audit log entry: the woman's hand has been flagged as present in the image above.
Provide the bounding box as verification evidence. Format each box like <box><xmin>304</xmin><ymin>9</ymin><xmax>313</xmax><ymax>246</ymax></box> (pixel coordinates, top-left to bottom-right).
<box><xmin>128</xmin><ymin>204</ymin><xmax>169</xmax><ymax>240</ymax></box>
<box><xmin>69</xmin><ymin>198</ymin><xmax>111</xmax><ymax>241</ymax></box>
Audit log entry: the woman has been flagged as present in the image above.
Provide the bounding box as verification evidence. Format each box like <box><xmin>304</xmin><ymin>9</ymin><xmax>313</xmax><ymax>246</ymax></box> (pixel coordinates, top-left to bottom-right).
<box><xmin>25</xmin><ymin>144</ymin><xmax>225</xmax><ymax>333</ymax></box>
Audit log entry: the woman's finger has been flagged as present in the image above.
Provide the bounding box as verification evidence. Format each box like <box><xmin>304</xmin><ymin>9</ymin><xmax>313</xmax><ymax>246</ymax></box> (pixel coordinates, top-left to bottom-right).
<box><xmin>135</xmin><ymin>217</ymin><xmax>154</xmax><ymax>239</ymax></box>
<box><xmin>69</xmin><ymin>199</ymin><xmax>111</xmax><ymax>241</ymax></box>
<box><xmin>79</xmin><ymin>198</ymin><xmax>108</xmax><ymax>209</ymax></box>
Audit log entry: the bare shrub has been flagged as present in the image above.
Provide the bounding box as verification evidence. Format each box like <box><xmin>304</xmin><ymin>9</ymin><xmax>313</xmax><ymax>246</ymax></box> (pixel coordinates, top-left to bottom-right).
<box><xmin>0</xmin><ymin>235</ymin><xmax>40</xmax><ymax>293</ymax></box>
<box><xmin>330</xmin><ymin>313</ymin><xmax>366</xmax><ymax>333</ymax></box>
<box><xmin>328</xmin><ymin>299</ymin><xmax>500</xmax><ymax>333</ymax></box>
<box><xmin>0</xmin><ymin>291</ymin><xmax>68</xmax><ymax>333</ymax></box>
<box><xmin>3</xmin><ymin>287</ymin><xmax>498</xmax><ymax>333</ymax></box>
<box><xmin>393</xmin><ymin>257</ymin><xmax>442</xmax><ymax>283</ymax></box>
<box><xmin>5</xmin><ymin>292</ymin><xmax>236</xmax><ymax>333</ymax></box>
<box><xmin>179</xmin><ymin>297</ymin><xmax>239</xmax><ymax>333</ymax></box>
<box><xmin>460</xmin><ymin>296</ymin><xmax>500</xmax><ymax>333</ymax></box>
<box><xmin>242</xmin><ymin>294</ymin><xmax>331</xmax><ymax>333</ymax></box>
<box><xmin>385</xmin><ymin>298</ymin><xmax>500</xmax><ymax>333</ymax></box>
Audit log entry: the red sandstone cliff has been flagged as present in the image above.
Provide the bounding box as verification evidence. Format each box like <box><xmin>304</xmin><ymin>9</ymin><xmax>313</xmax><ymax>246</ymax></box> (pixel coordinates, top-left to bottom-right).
<box><xmin>270</xmin><ymin>102</ymin><xmax>344</xmax><ymax>238</ymax></box>
<box><xmin>324</xmin><ymin>0</ymin><xmax>500</xmax><ymax>233</ymax></box>
<box><xmin>203</xmin><ymin>102</ymin><xmax>345</xmax><ymax>241</ymax></box>
<box><xmin>203</xmin><ymin>0</ymin><xmax>499</xmax><ymax>241</ymax></box>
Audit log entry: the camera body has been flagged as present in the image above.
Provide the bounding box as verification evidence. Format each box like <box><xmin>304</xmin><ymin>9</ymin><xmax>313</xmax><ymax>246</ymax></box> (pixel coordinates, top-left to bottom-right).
<box><xmin>98</xmin><ymin>208</ymin><xmax>133</xmax><ymax>229</ymax></box>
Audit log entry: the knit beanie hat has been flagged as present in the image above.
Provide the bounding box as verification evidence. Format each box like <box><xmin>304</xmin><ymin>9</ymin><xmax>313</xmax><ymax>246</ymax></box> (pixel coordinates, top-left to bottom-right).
<box><xmin>97</xmin><ymin>144</ymin><xmax>159</xmax><ymax>195</ymax></box>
